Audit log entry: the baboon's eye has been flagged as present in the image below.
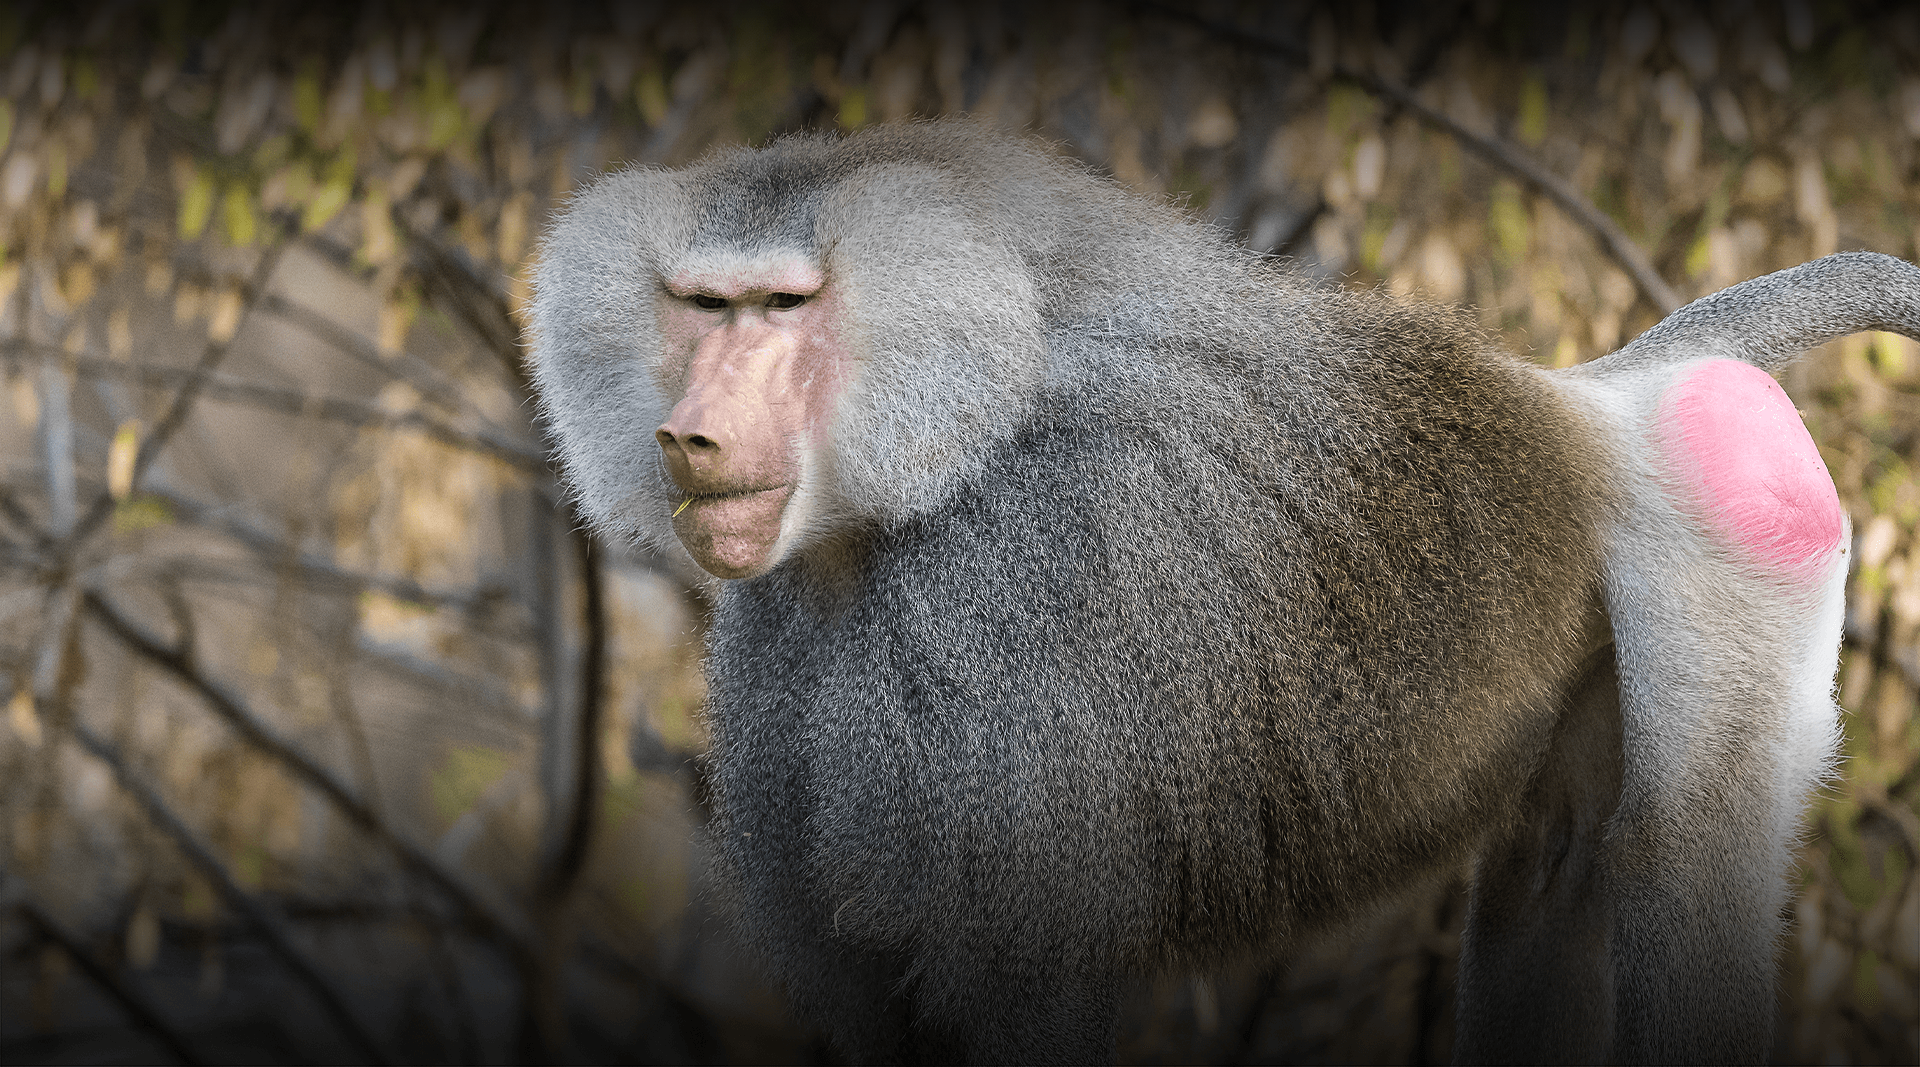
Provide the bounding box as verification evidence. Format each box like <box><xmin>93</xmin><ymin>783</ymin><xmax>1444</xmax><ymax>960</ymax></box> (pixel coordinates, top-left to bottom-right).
<box><xmin>690</xmin><ymin>294</ymin><xmax>727</xmax><ymax>310</ymax></box>
<box><xmin>766</xmin><ymin>292</ymin><xmax>807</xmax><ymax>310</ymax></box>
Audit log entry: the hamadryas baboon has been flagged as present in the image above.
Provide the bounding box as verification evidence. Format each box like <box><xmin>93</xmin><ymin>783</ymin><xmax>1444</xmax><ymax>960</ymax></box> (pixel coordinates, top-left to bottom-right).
<box><xmin>527</xmin><ymin>121</ymin><xmax>1920</xmax><ymax>1063</ymax></box>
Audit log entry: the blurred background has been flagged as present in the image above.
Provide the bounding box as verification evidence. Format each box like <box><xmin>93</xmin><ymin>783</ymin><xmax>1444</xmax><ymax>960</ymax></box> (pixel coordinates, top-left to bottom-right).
<box><xmin>0</xmin><ymin>0</ymin><xmax>1916</xmax><ymax>1062</ymax></box>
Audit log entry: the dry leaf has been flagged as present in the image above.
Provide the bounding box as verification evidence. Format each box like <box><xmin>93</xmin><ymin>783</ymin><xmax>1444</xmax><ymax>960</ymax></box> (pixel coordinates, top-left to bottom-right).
<box><xmin>362</xmin><ymin>190</ymin><xmax>397</xmax><ymax>265</ymax></box>
<box><xmin>207</xmin><ymin>286</ymin><xmax>243</xmax><ymax>343</ymax></box>
<box><xmin>1188</xmin><ymin>98</ymin><xmax>1239</xmax><ymax>151</ymax></box>
<box><xmin>496</xmin><ymin>192</ymin><xmax>530</xmax><ymax>266</ymax></box>
<box><xmin>1352</xmin><ymin>134</ymin><xmax>1386</xmax><ymax>200</ymax></box>
<box><xmin>2</xmin><ymin>153</ymin><xmax>37</xmax><ymax>208</ymax></box>
<box><xmin>107</xmin><ymin>420</ymin><xmax>139</xmax><ymax>499</ymax></box>
<box><xmin>7</xmin><ymin>689</ymin><xmax>39</xmax><ymax>748</ymax></box>
<box><xmin>107</xmin><ymin>306</ymin><xmax>131</xmax><ymax>360</ymax></box>
<box><xmin>125</xmin><ymin>906</ymin><xmax>159</xmax><ymax>969</ymax></box>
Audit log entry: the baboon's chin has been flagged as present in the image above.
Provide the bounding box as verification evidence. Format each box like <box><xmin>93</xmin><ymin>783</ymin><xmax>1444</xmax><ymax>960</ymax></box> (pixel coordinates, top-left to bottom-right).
<box><xmin>672</xmin><ymin>485</ymin><xmax>795</xmax><ymax>578</ymax></box>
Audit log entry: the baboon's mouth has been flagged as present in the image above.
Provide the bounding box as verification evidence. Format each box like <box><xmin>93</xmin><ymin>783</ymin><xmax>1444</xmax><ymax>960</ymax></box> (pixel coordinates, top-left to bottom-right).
<box><xmin>682</xmin><ymin>485</ymin><xmax>788</xmax><ymax>504</ymax></box>
<box><xmin>669</xmin><ymin>485</ymin><xmax>795</xmax><ymax>579</ymax></box>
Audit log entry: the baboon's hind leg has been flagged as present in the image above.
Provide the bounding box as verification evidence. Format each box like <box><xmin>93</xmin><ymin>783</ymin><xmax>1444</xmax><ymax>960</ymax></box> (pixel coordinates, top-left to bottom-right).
<box><xmin>1455</xmin><ymin>647</ymin><xmax>1623</xmax><ymax>1064</ymax></box>
<box><xmin>1599</xmin><ymin>542</ymin><xmax>1843</xmax><ymax>1063</ymax></box>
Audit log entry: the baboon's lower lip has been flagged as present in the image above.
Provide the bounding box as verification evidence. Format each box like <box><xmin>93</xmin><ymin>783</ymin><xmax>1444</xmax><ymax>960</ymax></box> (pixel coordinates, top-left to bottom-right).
<box><xmin>671</xmin><ymin>485</ymin><xmax>794</xmax><ymax>578</ymax></box>
<box><xmin>682</xmin><ymin>485</ymin><xmax>788</xmax><ymax>503</ymax></box>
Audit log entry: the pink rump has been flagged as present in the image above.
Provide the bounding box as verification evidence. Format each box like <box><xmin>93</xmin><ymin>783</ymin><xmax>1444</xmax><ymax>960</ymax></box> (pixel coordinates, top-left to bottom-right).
<box><xmin>1660</xmin><ymin>359</ymin><xmax>1842</xmax><ymax>571</ymax></box>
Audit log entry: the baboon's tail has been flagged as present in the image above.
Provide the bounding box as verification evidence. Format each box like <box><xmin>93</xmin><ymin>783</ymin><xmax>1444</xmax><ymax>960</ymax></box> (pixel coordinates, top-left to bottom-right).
<box><xmin>1580</xmin><ymin>251</ymin><xmax>1920</xmax><ymax>376</ymax></box>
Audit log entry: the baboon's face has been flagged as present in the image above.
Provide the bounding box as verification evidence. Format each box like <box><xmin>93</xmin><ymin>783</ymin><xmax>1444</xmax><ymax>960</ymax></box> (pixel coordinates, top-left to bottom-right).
<box><xmin>651</xmin><ymin>250</ymin><xmax>844</xmax><ymax>578</ymax></box>
<box><xmin>531</xmin><ymin>140</ymin><xmax>1051</xmax><ymax>578</ymax></box>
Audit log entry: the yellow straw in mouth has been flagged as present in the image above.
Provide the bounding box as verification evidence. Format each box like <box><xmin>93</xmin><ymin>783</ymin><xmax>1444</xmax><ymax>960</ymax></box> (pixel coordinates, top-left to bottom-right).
<box><xmin>673</xmin><ymin>496</ymin><xmax>693</xmax><ymax>517</ymax></box>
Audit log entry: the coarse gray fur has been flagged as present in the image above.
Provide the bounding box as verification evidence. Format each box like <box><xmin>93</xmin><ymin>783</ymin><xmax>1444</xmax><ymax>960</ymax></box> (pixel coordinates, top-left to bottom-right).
<box><xmin>526</xmin><ymin>120</ymin><xmax>1920</xmax><ymax>1063</ymax></box>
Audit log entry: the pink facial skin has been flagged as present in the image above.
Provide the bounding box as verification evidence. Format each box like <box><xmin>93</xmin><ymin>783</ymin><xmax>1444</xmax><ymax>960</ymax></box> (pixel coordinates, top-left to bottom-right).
<box><xmin>654</xmin><ymin>257</ymin><xmax>846</xmax><ymax>578</ymax></box>
<box><xmin>1659</xmin><ymin>359</ymin><xmax>1842</xmax><ymax>575</ymax></box>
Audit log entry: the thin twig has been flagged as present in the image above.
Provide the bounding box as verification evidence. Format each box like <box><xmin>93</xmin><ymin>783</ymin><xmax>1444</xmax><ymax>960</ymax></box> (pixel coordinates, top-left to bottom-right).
<box><xmin>1858</xmin><ymin>779</ymin><xmax>1920</xmax><ymax>865</ymax></box>
<box><xmin>1265</xmin><ymin>197</ymin><xmax>1327</xmax><ymax>258</ymax></box>
<box><xmin>520</xmin><ymin>501</ymin><xmax>569</xmax><ymax>1064</ymax></box>
<box><xmin>1257</xmin><ymin>11</ymin><xmax>1462</xmax><ymax>258</ymax></box>
<box><xmin>1846</xmin><ymin>617</ymin><xmax>1920</xmax><ymax>696</ymax></box>
<box><xmin>5</xmin><ymin>890</ymin><xmax>205</xmax><ymax>1065</ymax></box>
<box><xmin>354</xmin><ymin>634</ymin><xmax>523</xmax><ymax>718</ymax></box>
<box><xmin>1</xmin><ymin>343</ymin><xmax>547</xmax><ymax>474</ymax></box>
<box><xmin>0</xmin><ymin>485</ymin><xmax>47</xmax><ymax>547</ymax></box>
<box><xmin>65</xmin><ymin>720</ymin><xmax>393</xmax><ymax>1065</ymax></box>
<box><xmin>256</xmin><ymin>290</ymin><xmax>493</xmax><ymax>425</ymax></box>
<box><xmin>1140</xmin><ymin>3</ymin><xmax>1683</xmax><ymax>314</ymax></box>
<box><xmin>81</xmin><ymin>589</ymin><xmax>540</xmax><ymax>954</ymax></box>
<box><xmin>401</xmin><ymin>224</ymin><xmax>525</xmax><ymax>378</ymax></box>
<box><xmin>35</xmin><ymin>359</ymin><xmax>76</xmax><ymax>536</ymax></box>
<box><xmin>64</xmin><ymin>246</ymin><xmax>287</xmax><ymax>551</ymax></box>
<box><xmin>149</xmin><ymin>488</ymin><xmax>529</xmax><ymax>632</ymax></box>
<box><xmin>538</xmin><ymin>524</ymin><xmax>605</xmax><ymax>903</ymax></box>
<box><xmin>401</xmin><ymin>224</ymin><xmax>719</xmax><ymax>610</ymax></box>
<box><xmin>394</xmin><ymin>218</ymin><xmax>603</xmax><ymax>1066</ymax></box>
<box><xmin>515</xmin><ymin>519</ymin><xmax>607</xmax><ymax>1067</ymax></box>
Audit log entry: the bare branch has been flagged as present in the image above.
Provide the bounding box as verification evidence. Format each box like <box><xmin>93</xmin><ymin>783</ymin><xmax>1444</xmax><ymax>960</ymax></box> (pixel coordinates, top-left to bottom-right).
<box><xmin>1</xmin><ymin>343</ymin><xmax>548</xmax><ymax>474</ymax></box>
<box><xmin>538</xmin><ymin>524</ymin><xmax>606</xmax><ymax>904</ymax></box>
<box><xmin>354</xmin><ymin>634</ymin><xmax>524</xmax><ymax>717</ymax></box>
<box><xmin>5</xmin><ymin>888</ymin><xmax>205</xmax><ymax>1065</ymax></box>
<box><xmin>1858</xmin><ymin>778</ymin><xmax>1920</xmax><ymax>864</ymax></box>
<box><xmin>81</xmin><ymin>589</ymin><xmax>540</xmax><ymax>955</ymax></box>
<box><xmin>35</xmin><ymin>360</ymin><xmax>76</xmax><ymax>536</ymax></box>
<box><xmin>64</xmin><ymin>720</ymin><xmax>393</xmax><ymax>1065</ymax></box>
<box><xmin>521</xmin><ymin>500</ymin><xmax>572</xmax><ymax>1062</ymax></box>
<box><xmin>150</xmin><ymin>488</ymin><xmax>531</xmax><ymax>633</ymax></box>
<box><xmin>0</xmin><ymin>485</ymin><xmax>48</xmax><ymax>548</ymax></box>
<box><xmin>255</xmin><ymin>289</ymin><xmax>499</xmax><ymax>428</ymax></box>
<box><xmin>401</xmin><ymin>223</ymin><xmax>526</xmax><ymax>380</ymax></box>
<box><xmin>65</xmin><ymin>246</ymin><xmax>288</xmax><ymax>551</ymax></box>
<box><xmin>1140</xmin><ymin>4</ymin><xmax>1684</xmax><ymax>315</ymax></box>
<box><xmin>1846</xmin><ymin>618</ymin><xmax>1920</xmax><ymax>696</ymax></box>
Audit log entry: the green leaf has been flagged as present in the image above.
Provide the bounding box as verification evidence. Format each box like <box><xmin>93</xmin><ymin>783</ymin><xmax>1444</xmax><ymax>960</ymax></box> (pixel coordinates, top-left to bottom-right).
<box><xmin>112</xmin><ymin>494</ymin><xmax>173</xmax><ymax>535</ymax></box>
<box><xmin>73</xmin><ymin>57</ymin><xmax>99</xmax><ymax>101</ymax></box>
<box><xmin>1684</xmin><ymin>233</ymin><xmax>1711</xmax><ymax>278</ymax></box>
<box><xmin>251</xmin><ymin>133</ymin><xmax>290</xmax><ymax>171</ymax></box>
<box><xmin>620</xmin><ymin>876</ymin><xmax>649</xmax><ymax>918</ymax></box>
<box><xmin>422</xmin><ymin>56</ymin><xmax>462</xmax><ymax>149</ymax></box>
<box><xmin>177</xmin><ymin>166</ymin><xmax>217</xmax><ymax>240</ymax></box>
<box><xmin>303</xmin><ymin>151</ymin><xmax>355</xmax><ymax>232</ymax></box>
<box><xmin>303</xmin><ymin>179</ymin><xmax>349</xmax><ymax>232</ymax></box>
<box><xmin>1517</xmin><ymin>76</ymin><xmax>1548</xmax><ymax>147</ymax></box>
<box><xmin>46</xmin><ymin>143</ymin><xmax>66</xmax><ymax>199</ymax></box>
<box><xmin>1867</xmin><ymin>460</ymin><xmax>1910</xmax><ymax>517</ymax></box>
<box><xmin>603</xmin><ymin>771</ymin><xmax>643</xmax><ymax>828</ymax></box>
<box><xmin>222</xmin><ymin>184</ymin><xmax>257</xmax><ymax>246</ymax></box>
<box><xmin>1854</xmin><ymin>948</ymin><xmax>1883</xmax><ymax>1011</ymax></box>
<box><xmin>428</xmin><ymin>105</ymin><xmax>462</xmax><ymax>150</ymax></box>
<box><xmin>234</xmin><ymin>843</ymin><xmax>267</xmax><ymax>888</ymax></box>
<box><xmin>571</xmin><ymin>63</ymin><xmax>595</xmax><ymax>116</ymax></box>
<box><xmin>1326</xmin><ymin>86</ymin><xmax>1375</xmax><ymax>138</ymax></box>
<box><xmin>293</xmin><ymin>64</ymin><xmax>323</xmax><ymax>134</ymax></box>
<box><xmin>636</xmin><ymin>66</ymin><xmax>669</xmax><ymax>127</ymax></box>
<box><xmin>1828</xmin><ymin>804</ymin><xmax>1881</xmax><ymax>909</ymax></box>
<box><xmin>1488</xmin><ymin>182</ymin><xmax>1530</xmax><ymax>262</ymax></box>
<box><xmin>1870</xmin><ymin>331</ymin><xmax>1909</xmax><ymax>378</ymax></box>
<box><xmin>839</xmin><ymin>86</ymin><xmax>868</xmax><ymax>129</ymax></box>
<box><xmin>430</xmin><ymin>745</ymin><xmax>509</xmax><ymax>823</ymax></box>
<box><xmin>1361</xmin><ymin>207</ymin><xmax>1396</xmax><ymax>272</ymax></box>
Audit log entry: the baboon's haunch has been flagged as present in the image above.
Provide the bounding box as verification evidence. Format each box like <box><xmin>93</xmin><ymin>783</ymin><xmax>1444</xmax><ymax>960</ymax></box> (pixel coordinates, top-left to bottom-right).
<box><xmin>528</xmin><ymin>121</ymin><xmax>1920</xmax><ymax>1063</ymax></box>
